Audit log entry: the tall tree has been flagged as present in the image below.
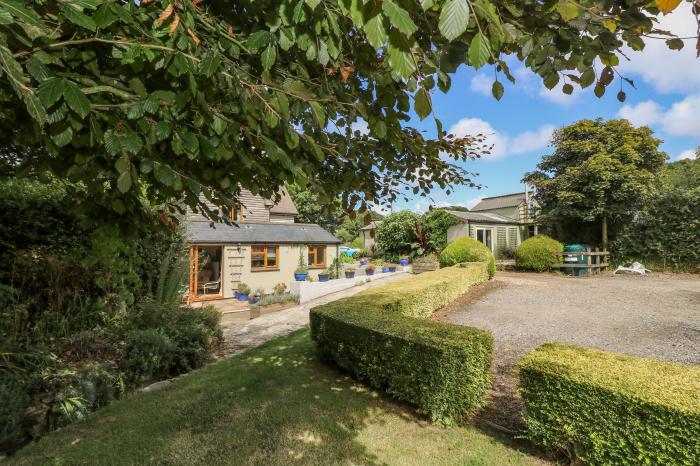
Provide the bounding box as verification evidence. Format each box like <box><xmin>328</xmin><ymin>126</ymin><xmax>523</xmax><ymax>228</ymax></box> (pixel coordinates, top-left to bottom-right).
<box><xmin>525</xmin><ymin>119</ymin><xmax>667</xmax><ymax>248</ymax></box>
<box><xmin>0</xmin><ymin>0</ymin><xmax>691</xmax><ymax>231</ymax></box>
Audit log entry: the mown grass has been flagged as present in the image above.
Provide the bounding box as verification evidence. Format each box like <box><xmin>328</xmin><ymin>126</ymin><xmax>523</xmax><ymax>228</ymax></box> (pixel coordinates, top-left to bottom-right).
<box><xmin>9</xmin><ymin>329</ymin><xmax>546</xmax><ymax>465</ymax></box>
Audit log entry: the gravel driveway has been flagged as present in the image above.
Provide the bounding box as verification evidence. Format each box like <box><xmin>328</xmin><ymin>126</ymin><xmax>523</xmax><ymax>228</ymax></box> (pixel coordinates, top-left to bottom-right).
<box><xmin>436</xmin><ymin>271</ymin><xmax>700</xmax><ymax>430</ymax></box>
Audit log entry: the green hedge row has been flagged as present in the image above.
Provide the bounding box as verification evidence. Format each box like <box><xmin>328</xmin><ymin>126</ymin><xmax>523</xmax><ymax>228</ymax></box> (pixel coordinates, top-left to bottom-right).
<box><xmin>519</xmin><ymin>343</ymin><xmax>700</xmax><ymax>465</ymax></box>
<box><xmin>310</xmin><ymin>263</ymin><xmax>492</xmax><ymax>425</ymax></box>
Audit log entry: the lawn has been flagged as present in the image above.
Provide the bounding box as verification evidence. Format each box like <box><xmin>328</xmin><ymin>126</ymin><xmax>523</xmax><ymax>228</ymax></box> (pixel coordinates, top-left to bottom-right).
<box><xmin>9</xmin><ymin>329</ymin><xmax>547</xmax><ymax>465</ymax></box>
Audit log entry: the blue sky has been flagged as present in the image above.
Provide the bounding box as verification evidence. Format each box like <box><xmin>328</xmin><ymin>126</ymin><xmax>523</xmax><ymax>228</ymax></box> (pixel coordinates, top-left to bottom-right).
<box><xmin>386</xmin><ymin>5</ymin><xmax>700</xmax><ymax>213</ymax></box>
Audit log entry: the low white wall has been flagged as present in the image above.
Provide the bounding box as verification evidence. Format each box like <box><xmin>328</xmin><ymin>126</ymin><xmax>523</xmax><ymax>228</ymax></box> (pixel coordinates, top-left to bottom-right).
<box><xmin>290</xmin><ymin>269</ymin><xmax>409</xmax><ymax>303</ymax></box>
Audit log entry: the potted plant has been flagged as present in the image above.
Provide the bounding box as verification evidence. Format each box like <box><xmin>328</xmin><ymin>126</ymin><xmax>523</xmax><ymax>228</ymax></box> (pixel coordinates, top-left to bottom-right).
<box><xmin>399</xmin><ymin>256</ymin><xmax>410</xmax><ymax>266</ymax></box>
<box><xmin>294</xmin><ymin>249</ymin><xmax>308</xmax><ymax>281</ymax></box>
<box><xmin>360</xmin><ymin>258</ymin><xmax>367</xmax><ymax>266</ymax></box>
<box><xmin>250</xmin><ymin>288</ymin><xmax>264</xmax><ymax>304</ymax></box>
<box><xmin>345</xmin><ymin>267</ymin><xmax>356</xmax><ymax>279</ymax></box>
<box><xmin>365</xmin><ymin>263</ymin><xmax>375</xmax><ymax>276</ymax></box>
<box><xmin>318</xmin><ymin>268</ymin><xmax>331</xmax><ymax>282</ymax></box>
<box><xmin>273</xmin><ymin>282</ymin><xmax>287</xmax><ymax>295</ymax></box>
<box><xmin>237</xmin><ymin>283</ymin><xmax>250</xmax><ymax>301</ymax></box>
<box><xmin>388</xmin><ymin>264</ymin><xmax>397</xmax><ymax>272</ymax></box>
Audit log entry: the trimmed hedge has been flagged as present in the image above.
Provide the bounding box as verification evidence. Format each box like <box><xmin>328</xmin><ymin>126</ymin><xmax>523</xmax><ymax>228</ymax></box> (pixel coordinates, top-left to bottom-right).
<box><xmin>514</xmin><ymin>235</ymin><xmax>563</xmax><ymax>272</ymax></box>
<box><xmin>519</xmin><ymin>343</ymin><xmax>700</xmax><ymax>465</ymax></box>
<box><xmin>439</xmin><ymin>237</ymin><xmax>496</xmax><ymax>278</ymax></box>
<box><xmin>310</xmin><ymin>263</ymin><xmax>492</xmax><ymax>425</ymax></box>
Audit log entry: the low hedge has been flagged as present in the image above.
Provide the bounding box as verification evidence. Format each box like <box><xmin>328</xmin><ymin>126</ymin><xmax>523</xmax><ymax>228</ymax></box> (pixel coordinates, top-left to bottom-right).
<box><xmin>514</xmin><ymin>235</ymin><xmax>563</xmax><ymax>272</ymax></box>
<box><xmin>519</xmin><ymin>343</ymin><xmax>700</xmax><ymax>465</ymax></box>
<box><xmin>439</xmin><ymin>237</ymin><xmax>496</xmax><ymax>278</ymax></box>
<box><xmin>310</xmin><ymin>263</ymin><xmax>492</xmax><ymax>425</ymax></box>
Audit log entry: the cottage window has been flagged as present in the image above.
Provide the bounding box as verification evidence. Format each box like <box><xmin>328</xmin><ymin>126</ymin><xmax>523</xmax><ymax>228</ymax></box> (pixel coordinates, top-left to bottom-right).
<box><xmin>251</xmin><ymin>245</ymin><xmax>278</xmax><ymax>270</ymax></box>
<box><xmin>229</xmin><ymin>203</ymin><xmax>244</xmax><ymax>221</ymax></box>
<box><xmin>308</xmin><ymin>245</ymin><xmax>326</xmax><ymax>268</ymax></box>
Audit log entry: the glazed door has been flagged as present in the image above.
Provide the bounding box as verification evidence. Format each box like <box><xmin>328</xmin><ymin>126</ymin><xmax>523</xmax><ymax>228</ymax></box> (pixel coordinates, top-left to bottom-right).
<box><xmin>189</xmin><ymin>245</ymin><xmax>224</xmax><ymax>300</ymax></box>
<box><xmin>476</xmin><ymin>228</ymin><xmax>493</xmax><ymax>252</ymax></box>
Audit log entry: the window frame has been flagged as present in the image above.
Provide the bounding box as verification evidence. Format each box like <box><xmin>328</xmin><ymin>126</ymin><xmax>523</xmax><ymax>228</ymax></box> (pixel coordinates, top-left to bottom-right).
<box><xmin>229</xmin><ymin>203</ymin><xmax>245</xmax><ymax>222</ymax></box>
<box><xmin>307</xmin><ymin>244</ymin><xmax>327</xmax><ymax>268</ymax></box>
<box><xmin>251</xmin><ymin>244</ymin><xmax>279</xmax><ymax>271</ymax></box>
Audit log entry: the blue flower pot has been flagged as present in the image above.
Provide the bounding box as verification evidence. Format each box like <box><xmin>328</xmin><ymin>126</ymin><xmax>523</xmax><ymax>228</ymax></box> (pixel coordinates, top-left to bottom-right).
<box><xmin>382</xmin><ymin>267</ymin><xmax>390</xmax><ymax>273</ymax></box>
<box><xmin>366</xmin><ymin>269</ymin><xmax>374</xmax><ymax>276</ymax></box>
<box><xmin>345</xmin><ymin>271</ymin><xmax>355</xmax><ymax>279</ymax></box>
<box><xmin>360</xmin><ymin>259</ymin><xmax>367</xmax><ymax>266</ymax></box>
<box><xmin>318</xmin><ymin>274</ymin><xmax>330</xmax><ymax>282</ymax></box>
<box><xmin>237</xmin><ymin>293</ymin><xmax>248</xmax><ymax>301</ymax></box>
<box><xmin>251</xmin><ymin>294</ymin><xmax>260</xmax><ymax>304</ymax></box>
<box><xmin>294</xmin><ymin>273</ymin><xmax>307</xmax><ymax>281</ymax></box>
<box><xmin>388</xmin><ymin>266</ymin><xmax>397</xmax><ymax>272</ymax></box>
<box><xmin>234</xmin><ymin>291</ymin><xmax>241</xmax><ymax>299</ymax></box>
<box><xmin>400</xmin><ymin>259</ymin><xmax>409</xmax><ymax>266</ymax></box>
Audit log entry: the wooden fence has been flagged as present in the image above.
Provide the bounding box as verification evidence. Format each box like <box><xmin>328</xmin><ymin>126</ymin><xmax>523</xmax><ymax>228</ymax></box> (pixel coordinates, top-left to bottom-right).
<box><xmin>552</xmin><ymin>248</ymin><xmax>610</xmax><ymax>275</ymax></box>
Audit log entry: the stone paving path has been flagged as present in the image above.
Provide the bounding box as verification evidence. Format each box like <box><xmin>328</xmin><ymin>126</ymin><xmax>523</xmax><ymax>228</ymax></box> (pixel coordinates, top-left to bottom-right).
<box><xmin>213</xmin><ymin>272</ymin><xmax>410</xmax><ymax>359</ymax></box>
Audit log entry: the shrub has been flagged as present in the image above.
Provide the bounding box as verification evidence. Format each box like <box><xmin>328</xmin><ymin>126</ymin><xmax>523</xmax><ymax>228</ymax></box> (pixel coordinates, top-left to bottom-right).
<box><xmin>439</xmin><ymin>237</ymin><xmax>495</xmax><ymax>278</ymax></box>
<box><xmin>0</xmin><ymin>375</ymin><xmax>31</xmax><ymax>453</ymax></box>
<box><xmin>519</xmin><ymin>343</ymin><xmax>700</xmax><ymax>465</ymax></box>
<box><xmin>310</xmin><ymin>264</ymin><xmax>492</xmax><ymax>425</ymax></box>
<box><xmin>495</xmin><ymin>245</ymin><xmax>516</xmax><ymax>260</ymax></box>
<box><xmin>124</xmin><ymin>302</ymin><xmax>222</xmax><ymax>386</ymax></box>
<box><xmin>121</xmin><ymin>329</ymin><xmax>177</xmax><ymax>386</ymax></box>
<box><xmin>252</xmin><ymin>293</ymin><xmax>299</xmax><ymax>307</ymax></box>
<box><xmin>514</xmin><ymin>235</ymin><xmax>563</xmax><ymax>272</ymax></box>
<box><xmin>376</xmin><ymin>211</ymin><xmax>419</xmax><ymax>256</ymax></box>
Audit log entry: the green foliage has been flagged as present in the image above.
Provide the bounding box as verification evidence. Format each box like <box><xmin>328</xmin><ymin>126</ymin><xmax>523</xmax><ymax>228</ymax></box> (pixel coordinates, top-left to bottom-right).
<box><xmin>310</xmin><ymin>264</ymin><xmax>492</xmax><ymax>425</ymax></box>
<box><xmin>251</xmin><ymin>293</ymin><xmax>299</xmax><ymax>307</ymax></box>
<box><xmin>124</xmin><ymin>301</ymin><xmax>222</xmax><ymax>386</ymax></box>
<box><xmin>286</xmin><ymin>184</ymin><xmax>343</xmax><ymax>233</ymax></box>
<box><xmin>613</xmin><ymin>187</ymin><xmax>700</xmax><ymax>272</ymax></box>
<box><xmin>439</xmin><ymin>237</ymin><xmax>495</xmax><ymax>278</ymax></box>
<box><xmin>514</xmin><ymin>235</ymin><xmax>563</xmax><ymax>272</ymax></box>
<box><xmin>350</xmin><ymin>236</ymin><xmax>364</xmax><ymax>248</ymax></box>
<box><xmin>525</xmin><ymin>119</ymin><xmax>667</xmax><ymax>246</ymax></box>
<box><xmin>0</xmin><ymin>374</ymin><xmax>30</xmax><ymax>453</ymax></box>
<box><xmin>422</xmin><ymin>209</ymin><xmax>462</xmax><ymax>251</ymax></box>
<box><xmin>495</xmin><ymin>245</ymin><xmax>516</xmax><ymax>260</ymax></box>
<box><xmin>662</xmin><ymin>153</ymin><xmax>700</xmax><ymax>190</ymax></box>
<box><xmin>519</xmin><ymin>343</ymin><xmax>700</xmax><ymax>465</ymax></box>
<box><xmin>1</xmin><ymin>0</ymin><xmax>680</xmax><ymax>230</ymax></box>
<box><xmin>121</xmin><ymin>329</ymin><xmax>177</xmax><ymax>387</ymax></box>
<box><xmin>376</xmin><ymin>211</ymin><xmax>419</xmax><ymax>256</ymax></box>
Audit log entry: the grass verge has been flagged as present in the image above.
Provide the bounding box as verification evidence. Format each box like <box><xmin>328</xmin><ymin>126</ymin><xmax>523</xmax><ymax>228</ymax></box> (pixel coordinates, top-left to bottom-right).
<box><xmin>9</xmin><ymin>329</ymin><xmax>546</xmax><ymax>465</ymax></box>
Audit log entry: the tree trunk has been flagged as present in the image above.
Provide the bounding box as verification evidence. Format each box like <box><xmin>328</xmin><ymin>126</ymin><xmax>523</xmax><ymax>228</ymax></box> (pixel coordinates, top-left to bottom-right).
<box><xmin>601</xmin><ymin>213</ymin><xmax>608</xmax><ymax>249</ymax></box>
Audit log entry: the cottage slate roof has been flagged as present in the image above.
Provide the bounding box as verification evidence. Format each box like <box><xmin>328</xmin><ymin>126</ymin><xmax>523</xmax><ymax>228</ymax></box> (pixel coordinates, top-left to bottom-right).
<box><xmin>445</xmin><ymin>210</ymin><xmax>520</xmax><ymax>225</ymax></box>
<box><xmin>471</xmin><ymin>192</ymin><xmax>527</xmax><ymax>211</ymax></box>
<box><xmin>360</xmin><ymin>221</ymin><xmax>382</xmax><ymax>231</ymax></box>
<box><xmin>187</xmin><ymin>221</ymin><xmax>341</xmax><ymax>244</ymax></box>
<box><xmin>268</xmin><ymin>187</ymin><xmax>299</xmax><ymax>215</ymax></box>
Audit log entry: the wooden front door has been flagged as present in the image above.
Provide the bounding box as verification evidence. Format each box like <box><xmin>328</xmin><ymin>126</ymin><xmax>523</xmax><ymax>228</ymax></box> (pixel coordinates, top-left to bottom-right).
<box><xmin>188</xmin><ymin>245</ymin><xmax>224</xmax><ymax>301</ymax></box>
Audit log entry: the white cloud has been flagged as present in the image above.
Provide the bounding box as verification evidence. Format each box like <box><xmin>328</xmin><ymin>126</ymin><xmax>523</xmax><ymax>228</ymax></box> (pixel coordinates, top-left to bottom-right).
<box><xmin>616</xmin><ymin>100</ymin><xmax>664</xmax><ymax>127</ymax></box>
<box><xmin>370</xmin><ymin>203</ymin><xmax>392</xmax><ymax>215</ymax></box>
<box><xmin>617</xmin><ymin>95</ymin><xmax>700</xmax><ymax>139</ymax></box>
<box><xmin>618</xmin><ymin>4</ymin><xmax>700</xmax><ymax>93</ymax></box>
<box><xmin>663</xmin><ymin>94</ymin><xmax>700</xmax><ymax>137</ymax></box>
<box><xmin>676</xmin><ymin>149</ymin><xmax>698</xmax><ymax>161</ymax></box>
<box><xmin>470</xmin><ymin>74</ymin><xmax>492</xmax><ymax>97</ymax></box>
<box><xmin>447</xmin><ymin>118</ymin><xmax>553</xmax><ymax>159</ymax></box>
<box><xmin>412</xmin><ymin>198</ymin><xmax>469</xmax><ymax>213</ymax></box>
<box><xmin>511</xmin><ymin>125</ymin><xmax>556</xmax><ymax>154</ymax></box>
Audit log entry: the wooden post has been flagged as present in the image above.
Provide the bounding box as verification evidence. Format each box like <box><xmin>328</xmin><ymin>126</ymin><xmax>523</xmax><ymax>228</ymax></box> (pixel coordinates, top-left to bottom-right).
<box><xmin>586</xmin><ymin>247</ymin><xmax>592</xmax><ymax>275</ymax></box>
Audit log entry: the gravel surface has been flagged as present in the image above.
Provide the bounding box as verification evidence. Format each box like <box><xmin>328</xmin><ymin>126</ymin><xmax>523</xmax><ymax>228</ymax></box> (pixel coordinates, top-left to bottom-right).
<box><xmin>436</xmin><ymin>271</ymin><xmax>700</xmax><ymax>430</ymax></box>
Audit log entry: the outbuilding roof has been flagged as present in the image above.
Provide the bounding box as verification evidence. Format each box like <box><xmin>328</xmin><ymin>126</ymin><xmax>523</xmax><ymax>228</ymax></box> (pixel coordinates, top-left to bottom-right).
<box><xmin>187</xmin><ymin>221</ymin><xmax>341</xmax><ymax>244</ymax></box>
<box><xmin>445</xmin><ymin>210</ymin><xmax>520</xmax><ymax>225</ymax></box>
<box><xmin>471</xmin><ymin>192</ymin><xmax>527</xmax><ymax>211</ymax></box>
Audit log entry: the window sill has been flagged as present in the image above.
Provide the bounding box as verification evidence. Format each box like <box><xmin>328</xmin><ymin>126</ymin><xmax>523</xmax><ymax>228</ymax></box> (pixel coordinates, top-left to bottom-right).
<box><xmin>251</xmin><ymin>268</ymin><xmax>280</xmax><ymax>272</ymax></box>
<box><xmin>309</xmin><ymin>265</ymin><xmax>327</xmax><ymax>270</ymax></box>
